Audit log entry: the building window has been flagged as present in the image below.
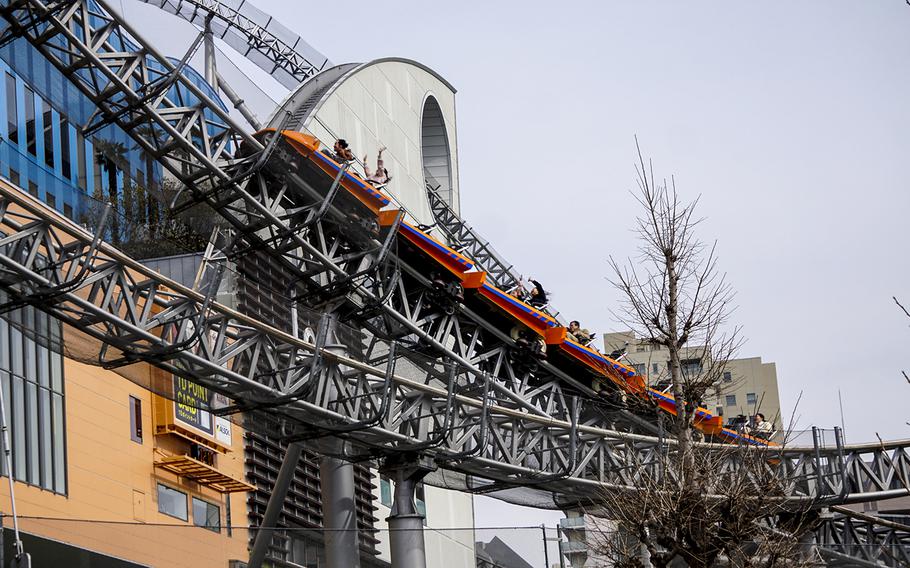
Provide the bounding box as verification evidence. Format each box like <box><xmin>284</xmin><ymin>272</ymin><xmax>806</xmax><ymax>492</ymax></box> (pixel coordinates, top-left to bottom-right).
<box><xmin>8</xmin><ymin>168</ymin><xmax>19</xmax><ymax>187</ymax></box>
<box><xmin>681</xmin><ymin>358</ymin><xmax>703</xmax><ymax>376</ymax></box>
<box><xmin>746</xmin><ymin>392</ymin><xmax>757</xmax><ymax>406</ymax></box>
<box><xmin>192</xmin><ymin>497</ymin><xmax>220</xmax><ymax>532</ymax></box>
<box><xmin>5</xmin><ymin>73</ymin><xmax>17</xmax><ymax>145</ymax></box>
<box><xmin>380</xmin><ymin>475</ymin><xmax>424</xmax><ymax>522</ymax></box>
<box><xmin>0</xmin><ymin>290</ymin><xmax>66</xmax><ymax>494</ymax></box>
<box><xmin>59</xmin><ymin>117</ymin><xmax>71</xmax><ymax>179</ymax></box>
<box><xmin>46</xmin><ymin>192</ymin><xmax>55</xmax><ymax>209</ymax></box>
<box><xmin>416</xmin><ymin>482</ymin><xmax>426</xmax><ymax>525</ymax></box>
<box><xmin>129</xmin><ymin>395</ymin><xmax>142</xmax><ymax>444</ymax></box>
<box><xmin>652</xmin><ymin>362</ymin><xmax>660</xmax><ymax>374</ymax></box>
<box><xmin>27</xmin><ymin>181</ymin><xmax>37</xmax><ymax>198</ymax></box>
<box><xmin>92</xmin><ymin>145</ymin><xmax>103</xmax><ymax>196</ymax></box>
<box><xmin>76</xmin><ymin>131</ymin><xmax>86</xmax><ymax>190</ymax></box>
<box><xmin>636</xmin><ymin>346</ymin><xmax>646</xmax><ymax>352</ymax></box>
<box><xmin>42</xmin><ymin>99</ymin><xmax>54</xmax><ymax>170</ymax></box>
<box><xmin>157</xmin><ymin>483</ymin><xmax>187</xmax><ymax>521</ymax></box>
<box><xmin>289</xmin><ymin>536</ymin><xmax>322</xmax><ymax>567</ymax></box>
<box><xmin>633</xmin><ymin>363</ymin><xmax>646</xmax><ymax>376</ymax></box>
<box><xmin>63</xmin><ymin>203</ymin><xmax>73</xmax><ymax>219</ymax></box>
<box><xmin>723</xmin><ymin>371</ymin><xmax>732</xmax><ymax>383</ymax></box>
<box><xmin>23</xmin><ymin>85</ymin><xmax>35</xmax><ymax>156</ymax></box>
<box><xmin>725</xmin><ymin>394</ymin><xmax>737</xmax><ymax>407</ymax></box>
<box><xmin>379</xmin><ymin>475</ymin><xmax>392</xmax><ymax>507</ymax></box>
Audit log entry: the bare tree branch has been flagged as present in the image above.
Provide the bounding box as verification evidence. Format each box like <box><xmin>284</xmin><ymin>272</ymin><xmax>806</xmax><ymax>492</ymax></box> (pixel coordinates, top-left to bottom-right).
<box><xmin>599</xmin><ymin>142</ymin><xmax>813</xmax><ymax>565</ymax></box>
<box><xmin>894</xmin><ymin>296</ymin><xmax>910</xmax><ymax>320</ymax></box>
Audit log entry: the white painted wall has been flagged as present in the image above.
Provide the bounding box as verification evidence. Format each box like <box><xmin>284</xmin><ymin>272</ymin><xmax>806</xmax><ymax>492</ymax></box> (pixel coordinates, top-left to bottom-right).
<box><xmin>304</xmin><ymin>59</ymin><xmax>460</xmax><ymax>226</ymax></box>
<box><xmin>371</xmin><ymin>469</ymin><xmax>476</xmax><ymax>567</ymax></box>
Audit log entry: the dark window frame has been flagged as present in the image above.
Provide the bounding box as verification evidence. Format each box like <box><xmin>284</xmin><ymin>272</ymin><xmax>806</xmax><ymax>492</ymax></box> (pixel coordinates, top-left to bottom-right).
<box><xmin>129</xmin><ymin>395</ymin><xmax>142</xmax><ymax>444</ymax></box>
<box><xmin>42</xmin><ymin>98</ymin><xmax>54</xmax><ymax>170</ymax></box>
<box><xmin>6</xmin><ymin>72</ymin><xmax>18</xmax><ymax>145</ymax></box>
<box><xmin>192</xmin><ymin>496</ymin><xmax>221</xmax><ymax>533</ymax></box>
<box><xmin>0</xmin><ymin>290</ymin><xmax>67</xmax><ymax>495</ymax></box>
<box><xmin>379</xmin><ymin>475</ymin><xmax>392</xmax><ymax>507</ymax></box>
<box><xmin>157</xmin><ymin>483</ymin><xmax>188</xmax><ymax>521</ymax></box>
<box><xmin>23</xmin><ymin>85</ymin><xmax>35</xmax><ymax>157</ymax></box>
<box><xmin>59</xmin><ymin>116</ymin><xmax>71</xmax><ymax>180</ymax></box>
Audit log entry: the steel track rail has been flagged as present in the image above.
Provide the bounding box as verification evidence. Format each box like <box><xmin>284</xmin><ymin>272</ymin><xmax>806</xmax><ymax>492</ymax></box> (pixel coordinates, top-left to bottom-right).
<box><xmin>1</xmin><ymin>0</ymin><xmax>909</xmax><ymax>525</ymax></box>
<box><xmin>0</xmin><ymin>182</ymin><xmax>907</xmax><ymax>509</ymax></box>
<box><xmin>135</xmin><ymin>0</ymin><xmax>331</xmax><ymax>89</ymax></box>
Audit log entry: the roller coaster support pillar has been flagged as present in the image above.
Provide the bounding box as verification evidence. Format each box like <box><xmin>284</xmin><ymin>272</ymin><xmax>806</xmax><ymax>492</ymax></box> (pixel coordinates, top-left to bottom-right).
<box><xmin>248</xmin><ymin>441</ymin><xmax>304</xmax><ymax>568</ymax></box>
<box><xmin>383</xmin><ymin>455</ymin><xmax>436</xmax><ymax>568</ymax></box>
<box><xmin>203</xmin><ymin>16</ymin><xmax>216</xmax><ymax>86</ymax></box>
<box><xmin>320</xmin><ymin>437</ymin><xmax>361</xmax><ymax>568</ymax></box>
<box><xmin>798</xmin><ymin>510</ymin><xmax>827</xmax><ymax>568</ymax></box>
<box><xmin>318</xmin><ymin>313</ymin><xmax>362</xmax><ymax>568</ymax></box>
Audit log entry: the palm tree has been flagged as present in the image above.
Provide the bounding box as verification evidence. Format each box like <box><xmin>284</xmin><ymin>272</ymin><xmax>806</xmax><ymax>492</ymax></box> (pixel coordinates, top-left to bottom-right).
<box><xmin>132</xmin><ymin>124</ymin><xmax>164</xmax><ymax>235</ymax></box>
<box><xmin>93</xmin><ymin>138</ymin><xmax>127</xmax><ymax>245</ymax></box>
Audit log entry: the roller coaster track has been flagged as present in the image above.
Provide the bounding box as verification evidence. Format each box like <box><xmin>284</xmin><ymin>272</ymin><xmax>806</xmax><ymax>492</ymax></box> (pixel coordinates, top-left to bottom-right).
<box><xmin>425</xmin><ymin>181</ymin><xmax>522</xmax><ymax>293</ymax></box>
<box><xmin>135</xmin><ymin>0</ymin><xmax>331</xmax><ymax>89</ymax></box>
<box><xmin>0</xmin><ymin>0</ymin><xmax>908</xmax><ymax>563</ymax></box>
<box><xmin>816</xmin><ymin>509</ymin><xmax>910</xmax><ymax>567</ymax></box>
<box><xmin>0</xmin><ymin>159</ymin><xmax>909</xmax><ymax>509</ymax></box>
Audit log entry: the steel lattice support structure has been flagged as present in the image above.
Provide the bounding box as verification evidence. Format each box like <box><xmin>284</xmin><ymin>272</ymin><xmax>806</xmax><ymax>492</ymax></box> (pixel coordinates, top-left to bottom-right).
<box><xmin>815</xmin><ymin>513</ymin><xmax>910</xmax><ymax>567</ymax></box>
<box><xmin>0</xmin><ymin>182</ymin><xmax>908</xmax><ymax>509</ymax></box>
<box><xmin>1</xmin><ymin>1</ymin><xmax>909</xmax><ymax>565</ymax></box>
<box><xmin>425</xmin><ymin>183</ymin><xmax>522</xmax><ymax>293</ymax></box>
<box><xmin>136</xmin><ymin>0</ymin><xmax>331</xmax><ymax>89</ymax></box>
<box><xmin>0</xmin><ymin>0</ymin><xmax>586</xmax><ymax>427</ymax></box>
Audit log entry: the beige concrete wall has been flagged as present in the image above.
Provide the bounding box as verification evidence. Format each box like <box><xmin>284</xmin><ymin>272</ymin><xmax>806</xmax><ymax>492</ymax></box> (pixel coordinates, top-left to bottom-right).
<box><xmin>0</xmin><ymin>358</ymin><xmax>248</xmax><ymax>567</ymax></box>
<box><xmin>720</xmin><ymin>357</ymin><xmax>784</xmax><ymax>432</ymax></box>
<box><xmin>603</xmin><ymin>331</ymin><xmax>783</xmax><ymax>433</ymax></box>
<box><xmin>307</xmin><ymin>59</ymin><xmax>460</xmax><ymax>227</ymax></box>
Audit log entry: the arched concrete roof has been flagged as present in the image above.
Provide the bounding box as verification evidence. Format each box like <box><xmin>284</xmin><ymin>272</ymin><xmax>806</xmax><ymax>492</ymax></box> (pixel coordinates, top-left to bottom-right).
<box><xmin>267</xmin><ymin>58</ymin><xmax>460</xmax><ymax>226</ymax></box>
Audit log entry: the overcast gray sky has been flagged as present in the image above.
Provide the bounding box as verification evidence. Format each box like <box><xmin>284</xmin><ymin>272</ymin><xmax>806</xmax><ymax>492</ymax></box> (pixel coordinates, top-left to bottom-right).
<box><xmin>122</xmin><ymin>0</ymin><xmax>910</xmax><ymax>564</ymax></box>
<box><xmin>197</xmin><ymin>0</ymin><xmax>910</xmax><ymax>443</ymax></box>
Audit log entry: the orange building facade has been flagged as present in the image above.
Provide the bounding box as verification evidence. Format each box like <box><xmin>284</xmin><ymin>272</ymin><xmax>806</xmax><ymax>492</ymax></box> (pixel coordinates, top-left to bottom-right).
<box><xmin>0</xmin><ymin>305</ymin><xmax>251</xmax><ymax>567</ymax></box>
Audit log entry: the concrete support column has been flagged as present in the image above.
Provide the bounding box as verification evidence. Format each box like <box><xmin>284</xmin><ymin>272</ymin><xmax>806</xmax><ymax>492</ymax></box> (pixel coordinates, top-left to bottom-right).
<box><xmin>319</xmin><ymin>311</ymin><xmax>362</xmax><ymax>568</ymax></box>
<box><xmin>319</xmin><ymin>437</ymin><xmax>361</xmax><ymax>568</ymax></box>
<box><xmin>382</xmin><ymin>456</ymin><xmax>435</xmax><ymax>568</ymax></box>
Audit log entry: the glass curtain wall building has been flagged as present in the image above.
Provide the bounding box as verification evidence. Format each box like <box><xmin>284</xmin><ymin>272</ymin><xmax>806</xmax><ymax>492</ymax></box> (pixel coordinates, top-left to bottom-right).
<box><xmin>0</xmin><ymin>19</ymin><xmax>226</xmax><ymax>498</ymax></box>
<box><xmin>0</xmin><ymin>18</ymin><xmax>387</xmax><ymax>568</ymax></box>
<box><xmin>0</xmin><ymin>25</ymin><xmax>228</xmax><ymax>229</ymax></box>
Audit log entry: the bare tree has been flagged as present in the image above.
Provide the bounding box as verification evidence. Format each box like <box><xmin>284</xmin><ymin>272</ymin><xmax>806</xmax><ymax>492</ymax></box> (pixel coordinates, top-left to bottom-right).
<box><xmin>597</xmin><ymin>143</ymin><xmax>812</xmax><ymax>566</ymax></box>
<box><xmin>609</xmin><ymin>140</ymin><xmax>741</xmax><ymax>461</ymax></box>
<box><xmin>590</xmin><ymin>444</ymin><xmax>815</xmax><ymax>567</ymax></box>
<box><xmin>894</xmin><ymin>296</ymin><xmax>910</xmax><ymax>387</ymax></box>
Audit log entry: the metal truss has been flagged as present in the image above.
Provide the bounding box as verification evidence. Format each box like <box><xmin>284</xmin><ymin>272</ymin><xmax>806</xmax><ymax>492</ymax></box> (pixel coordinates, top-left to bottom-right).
<box><xmin>0</xmin><ymin>0</ymin><xmax>262</xmax><ymax>207</ymax></box>
<box><xmin>0</xmin><ymin>183</ymin><xmax>908</xmax><ymax>511</ymax></box>
<box><xmin>136</xmin><ymin>0</ymin><xmax>331</xmax><ymax>89</ymax></box>
<box><xmin>816</xmin><ymin>512</ymin><xmax>910</xmax><ymax>567</ymax></box>
<box><xmin>425</xmin><ymin>182</ymin><xmax>522</xmax><ymax>292</ymax></box>
<box><xmin>0</xmin><ymin>0</ymin><xmax>565</xmax><ymax>423</ymax></box>
<box><xmin>1</xmin><ymin>7</ymin><xmax>909</xmax><ymax>563</ymax></box>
